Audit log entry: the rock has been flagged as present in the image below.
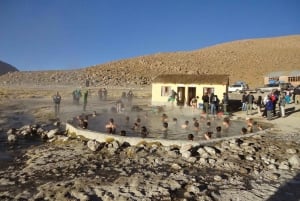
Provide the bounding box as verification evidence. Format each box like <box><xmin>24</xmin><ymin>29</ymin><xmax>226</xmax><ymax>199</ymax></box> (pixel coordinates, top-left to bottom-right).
<box><xmin>87</xmin><ymin>139</ymin><xmax>100</xmax><ymax>151</ymax></box>
<box><xmin>71</xmin><ymin>190</ymin><xmax>89</xmax><ymax>201</ymax></box>
<box><xmin>286</xmin><ymin>148</ymin><xmax>297</xmax><ymax>154</ymax></box>
<box><xmin>167</xmin><ymin>179</ymin><xmax>182</xmax><ymax>191</ymax></box>
<box><xmin>278</xmin><ymin>161</ymin><xmax>290</xmax><ymax>170</ymax></box>
<box><xmin>6</xmin><ymin>128</ymin><xmax>16</xmax><ymax>135</ymax></box>
<box><xmin>180</xmin><ymin>144</ymin><xmax>193</xmax><ymax>153</ymax></box>
<box><xmin>197</xmin><ymin>148</ymin><xmax>209</xmax><ymax>158</ymax></box>
<box><xmin>47</xmin><ymin>129</ymin><xmax>58</xmax><ymax>139</ymax></box>
<box><xmin>204</xmin><ymin>146</ymin><xmax>216</xmax><ymax>156</ymax></box>
<box><xmin>245</xmin><ymin>155</ymin><xmax>254</xmax><ymax>161</ymax></box>
<box><xmin>7</xmin><ymin>134</ymin><xmax>16</xmax><ymax>143</ymax></box>
<box><xmin>181</xmin><ymin>151</ymin><xmax>191</xmax><ymax>159</ymax></box>
<box><xmin>198</xmin><ymin>158</ymin><xmax>207</xmax><ymax>165</ymax></box>
<box><xmin>267</xmin><ymin>164</ymin><xmax>277</xmax><ymax>170</ymax></box>
<box><xmin>208</xmin><ymin>158</ymin><xmax>216</xmax><ymax>165</ymax></box>
<box><xmin>214</xmin><ymin>175</ymin><xmax>222</xmax><ymax>182</ymax></box>
<box><xmin>186</xmin><ymin>184</ymin><xmax>200</xmax><ymax>194</ymax></box>
<box><xmin>171</xmin><ymin>163</ymin><xmax>182</xmax><ymax>170</ymax></box>
<box><xmin>288</xmin><ymin>155</ymin><xmax>300</xmax><ymax>169</ymax></box>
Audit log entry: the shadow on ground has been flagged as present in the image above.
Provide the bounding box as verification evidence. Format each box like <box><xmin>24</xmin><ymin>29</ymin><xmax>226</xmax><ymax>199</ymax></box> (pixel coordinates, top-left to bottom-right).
<box><xmin>267</xmin><ymin>172</ymin><xmax>300</xmax><ymax>201</ymax></box>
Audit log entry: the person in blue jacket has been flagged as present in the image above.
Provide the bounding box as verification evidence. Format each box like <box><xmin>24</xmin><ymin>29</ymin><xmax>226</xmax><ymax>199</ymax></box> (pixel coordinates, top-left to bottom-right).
<box><xmin>265</xmin><ymin>96</ymin><xmax>274</xmax><ymax>121</ymax></box>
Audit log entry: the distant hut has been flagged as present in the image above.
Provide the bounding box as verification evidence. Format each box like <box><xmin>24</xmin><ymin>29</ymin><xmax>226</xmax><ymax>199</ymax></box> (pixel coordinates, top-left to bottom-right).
<box><xmin>264</xmin><ymin>70</ymin><xmax>300</xmax><ymax>86</ymax></box>
<box><xmin>151</xmin><ymin>74</ymin><xmax>229</xmax><ymax>106</ymax></box>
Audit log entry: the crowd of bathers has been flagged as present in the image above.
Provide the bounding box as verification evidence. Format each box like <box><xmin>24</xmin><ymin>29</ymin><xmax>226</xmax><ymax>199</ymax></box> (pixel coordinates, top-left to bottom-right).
<box><xmin>71</xmin><ymin>109</ymin><xmax>263</xmax><ymax>141</ymax></box>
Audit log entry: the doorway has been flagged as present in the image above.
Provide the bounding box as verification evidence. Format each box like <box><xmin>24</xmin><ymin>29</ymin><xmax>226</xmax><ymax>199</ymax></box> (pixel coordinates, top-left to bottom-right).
<box><xmin>176</xmin><ymin>87</ymin><xmax>185</xmax><ymax>106</ymax></box>
<box><xmin>187</xmin><ymin>87</ymin><xmax>196</xmax><ymax>106</ymax></box>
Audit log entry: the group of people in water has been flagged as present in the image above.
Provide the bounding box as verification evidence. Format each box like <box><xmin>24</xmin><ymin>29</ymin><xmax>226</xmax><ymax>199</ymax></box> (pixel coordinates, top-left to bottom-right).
<box><xmin>75</xmin><ymin>106</ymin><xmax>262</xmax><ymax>140</ymax></box>
<box><xmin>64</xmin><ymin>88</ymin><xmax>267</xmax><ymax>141</ymax></box>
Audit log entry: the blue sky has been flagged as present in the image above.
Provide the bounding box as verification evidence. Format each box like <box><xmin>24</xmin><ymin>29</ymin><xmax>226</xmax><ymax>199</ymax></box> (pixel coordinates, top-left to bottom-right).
<box><xmin>0</xmin><ymin>0</ymin><xmax>299</xmax><ymax>71</ymax></box>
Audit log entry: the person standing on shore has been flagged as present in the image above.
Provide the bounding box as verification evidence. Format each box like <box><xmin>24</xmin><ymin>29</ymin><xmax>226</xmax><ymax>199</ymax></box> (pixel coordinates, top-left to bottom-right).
<box><xmin>256</xmin><ymin>95</ymin><xmax>263</xmax><ymax>116</ymax></box>
<box><xmin>168</xmin><ymin>89</ymin><xmax>177</xmax><ymax>108</ymax></box>
<box><xmin>246</xmin><ymin>92</ymin><xmax>255</xmax><ymax>115</ymax></box>
<box><xmin>222</xmin><ymin>92</ymin><xmax>229</xmax><ymax>115</ymax></box>
<box><xmin>265</xmin><ymin>96</ymin><xmax>274</xmax><ymax>121</ymax></box>
<box><xmin>202</xmin><ymin>92</ymin><xmax>210</xmax><ymax>117</ymax></box>
<box><xmin>190</xmin><ymin>96</ymin><xmax>198</xmax><ymax>112</ymax></box>
<box><xmin>241</xmin><ymin>92</ymin><xmax>247</xmax><ymax>111</ymax></box>
<box><xmin>279</xmin><ymin>94</ymin><xmax>286</xmax><ymax>118</ymax></box>
<box><xmin>52</xmin><ymin>92</ymin><xmax>61</xmax><ymax>118</ymax></box>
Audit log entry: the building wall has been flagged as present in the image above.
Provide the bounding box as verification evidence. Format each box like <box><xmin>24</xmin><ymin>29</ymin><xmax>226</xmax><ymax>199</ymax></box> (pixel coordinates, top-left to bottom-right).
<box><xmin>151</xmin><ymin>83</ymin><xmax>227</xmax><ymax>106</ymax></box>
<box><xmin>264</xmin><ymin>75</ymin><xmax>300</xmax><ymax>86</ymax></box>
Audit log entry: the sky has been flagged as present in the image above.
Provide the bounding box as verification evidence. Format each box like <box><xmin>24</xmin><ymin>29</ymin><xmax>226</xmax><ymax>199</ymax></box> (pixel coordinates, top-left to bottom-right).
<box><xmin>0</xmin><ymin>0</ymin><xmax>299</xmax><ymax>71</ymax></box>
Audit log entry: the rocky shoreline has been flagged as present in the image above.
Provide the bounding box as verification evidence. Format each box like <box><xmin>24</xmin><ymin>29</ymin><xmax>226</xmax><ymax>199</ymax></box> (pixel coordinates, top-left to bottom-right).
<box><xmin>0</xmin><ymin>118</ymin><xmax>299</xmax><ymax>200</ymax></box>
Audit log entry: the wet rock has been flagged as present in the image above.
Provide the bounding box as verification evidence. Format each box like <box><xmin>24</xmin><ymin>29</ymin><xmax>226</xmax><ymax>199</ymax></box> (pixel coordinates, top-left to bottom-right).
<box><xmin>87</xmin><ymin>139</ymin><xmax>100</xmax><ymax>151</ymax></box>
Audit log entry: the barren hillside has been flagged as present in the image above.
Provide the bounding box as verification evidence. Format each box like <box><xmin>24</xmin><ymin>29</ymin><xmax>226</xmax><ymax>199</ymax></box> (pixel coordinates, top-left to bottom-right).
<box><xmin>0</xmin><ymin>60</ymin><xmax>18</xmax><ymax>76</ymax></box>
<box><xmin>1</xmin><ymin>35</ymin><xmax>300</xmax><ymax>88</ymax></box>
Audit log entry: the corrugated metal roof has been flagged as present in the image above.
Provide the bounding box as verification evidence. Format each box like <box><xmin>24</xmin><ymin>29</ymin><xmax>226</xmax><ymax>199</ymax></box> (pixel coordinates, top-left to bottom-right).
<box><xmin>265</xmin><ymin>70</ymin><xmax>300</xmax><ymax>77</ymax></box>
<box><xmin>152</xmin><ymin>74</ymin><xmax>229</xmax><ymax>85</ymax></box>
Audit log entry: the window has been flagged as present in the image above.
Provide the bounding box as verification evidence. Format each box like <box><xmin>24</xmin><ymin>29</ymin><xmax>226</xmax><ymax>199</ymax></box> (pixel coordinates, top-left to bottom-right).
<box><xmin>288</xmin><ymin>76</ymin><xmax>300</xmax><ymax>82</ymax></box>
<box><xmin>161</xmin><ymin>86</ymin><xmax>171</xmax><ymax>96</ymax></box>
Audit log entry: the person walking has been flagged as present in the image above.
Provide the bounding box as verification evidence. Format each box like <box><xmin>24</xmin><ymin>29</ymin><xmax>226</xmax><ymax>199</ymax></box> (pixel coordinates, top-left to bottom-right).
<box><xmin>83</xmin><ymin>90</ymin><xmax>88</xmax><ymax>111</ymax></box>
<box><xmin>270</xmin><ymin>90</ymin><xmax>279</xmax><ymax>116</ymax></box>
<box><xmin>52</xmin><ymin>92</ymin><xmax>61</xmax><ymax>117</ymax></box>
<box><xmin>265</xmin><ymin>96</ymin><xmax>274</xmax><ymax>121</ymax></box>
<box><xmin>241</xmin><ymin>92</ymin><xmax>247</xmax><ymax>111</ymax></box>
<box><xmin>127</xmin><ymin>90</ymin><xmax>134</xmax><ymax>107</ymax></box>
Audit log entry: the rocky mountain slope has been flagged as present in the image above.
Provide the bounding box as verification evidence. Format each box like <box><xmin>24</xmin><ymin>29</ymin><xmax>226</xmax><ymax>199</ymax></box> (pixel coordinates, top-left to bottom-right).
<box><xmin>1</xmin><ymin>35</ymin><xmax>299</xmax><ymax>88</ymax></box>
<box><xmin>0</xmin><ymin>60</ymin><xmax>18</xmax><ymax>76</ymax></box>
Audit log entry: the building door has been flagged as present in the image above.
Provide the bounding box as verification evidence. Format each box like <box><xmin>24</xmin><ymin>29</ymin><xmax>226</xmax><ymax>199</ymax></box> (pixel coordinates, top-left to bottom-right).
<box><xmin>187</xmin><ymin>87</ymin><xmax>196</xmax><ymax>106</ymax></box>
<box><xmin>177</xmin><ymin>87</ymin><xmax>185</xmax><ymax>106</ymax></box>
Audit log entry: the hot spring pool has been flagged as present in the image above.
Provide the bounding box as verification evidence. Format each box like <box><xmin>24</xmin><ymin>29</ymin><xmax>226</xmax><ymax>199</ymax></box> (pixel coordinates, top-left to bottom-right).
<box><xmin>75</xmin><ymin>107</ymin><xmax>269</xmax><ymax>141</ymax></box>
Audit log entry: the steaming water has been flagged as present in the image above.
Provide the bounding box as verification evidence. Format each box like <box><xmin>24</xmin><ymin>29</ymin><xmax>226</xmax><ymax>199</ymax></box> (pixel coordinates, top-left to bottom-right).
<box><xmin>86</xmin><ymin>107</ymin><xmax>265</xmax><ymax>141</ymax></box>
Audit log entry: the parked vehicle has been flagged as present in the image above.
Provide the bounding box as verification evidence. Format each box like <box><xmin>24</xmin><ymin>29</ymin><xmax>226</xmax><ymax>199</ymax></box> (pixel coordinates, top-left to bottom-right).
<box><xmin>255</xmin><ymin>83</ymin><xmax>280</xmax><ymax>93</ymax></box>
<box><xmin>279</xmin><ymin>82</ymin><xmax>294</xmax><ymax>91</ymax></box>
<box><xmin>293</xmin><ymin>85</ymin><xmax>300</xmax><ymax>95</ymax></box>
<box><xmin>228</xmin><ymin>81</ymin><xmax>248</xmax><ymax>93</ymax></box>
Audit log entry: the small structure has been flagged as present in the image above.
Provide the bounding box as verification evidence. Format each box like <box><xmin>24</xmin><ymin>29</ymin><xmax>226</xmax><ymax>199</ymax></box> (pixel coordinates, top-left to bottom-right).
<box><xmin>264</xmin><ymin>70</ymin><xmax>300</xmax><ymax>86</ymax></box>
<box><xmin>151</xmin><ymin>74</ymin><xmax>229</xmax><ymax>106</ymax></box>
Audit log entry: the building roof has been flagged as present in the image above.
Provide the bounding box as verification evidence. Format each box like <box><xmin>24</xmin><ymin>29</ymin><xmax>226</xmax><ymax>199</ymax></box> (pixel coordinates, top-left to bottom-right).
<box><xmin>265</xmin><ymin>70</ymin><xmax>300</xmax><ymax>77</ymax></box>
<box><xmin>152</xmin><ymin>74</ymin><xmax>229</xmax><ymax>85</ymax></box>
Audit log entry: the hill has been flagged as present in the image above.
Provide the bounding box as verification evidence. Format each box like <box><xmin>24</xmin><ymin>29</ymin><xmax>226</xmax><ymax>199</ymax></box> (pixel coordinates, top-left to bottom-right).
<box><xmin>0</xmin><ymin>35</ymin><xmax>299</xmax><ymax>88</ymax></box>
<box><xmin>0</xmin><ymin>60</ymin><xmax>18</xmax><ymax>76</ymax></box>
